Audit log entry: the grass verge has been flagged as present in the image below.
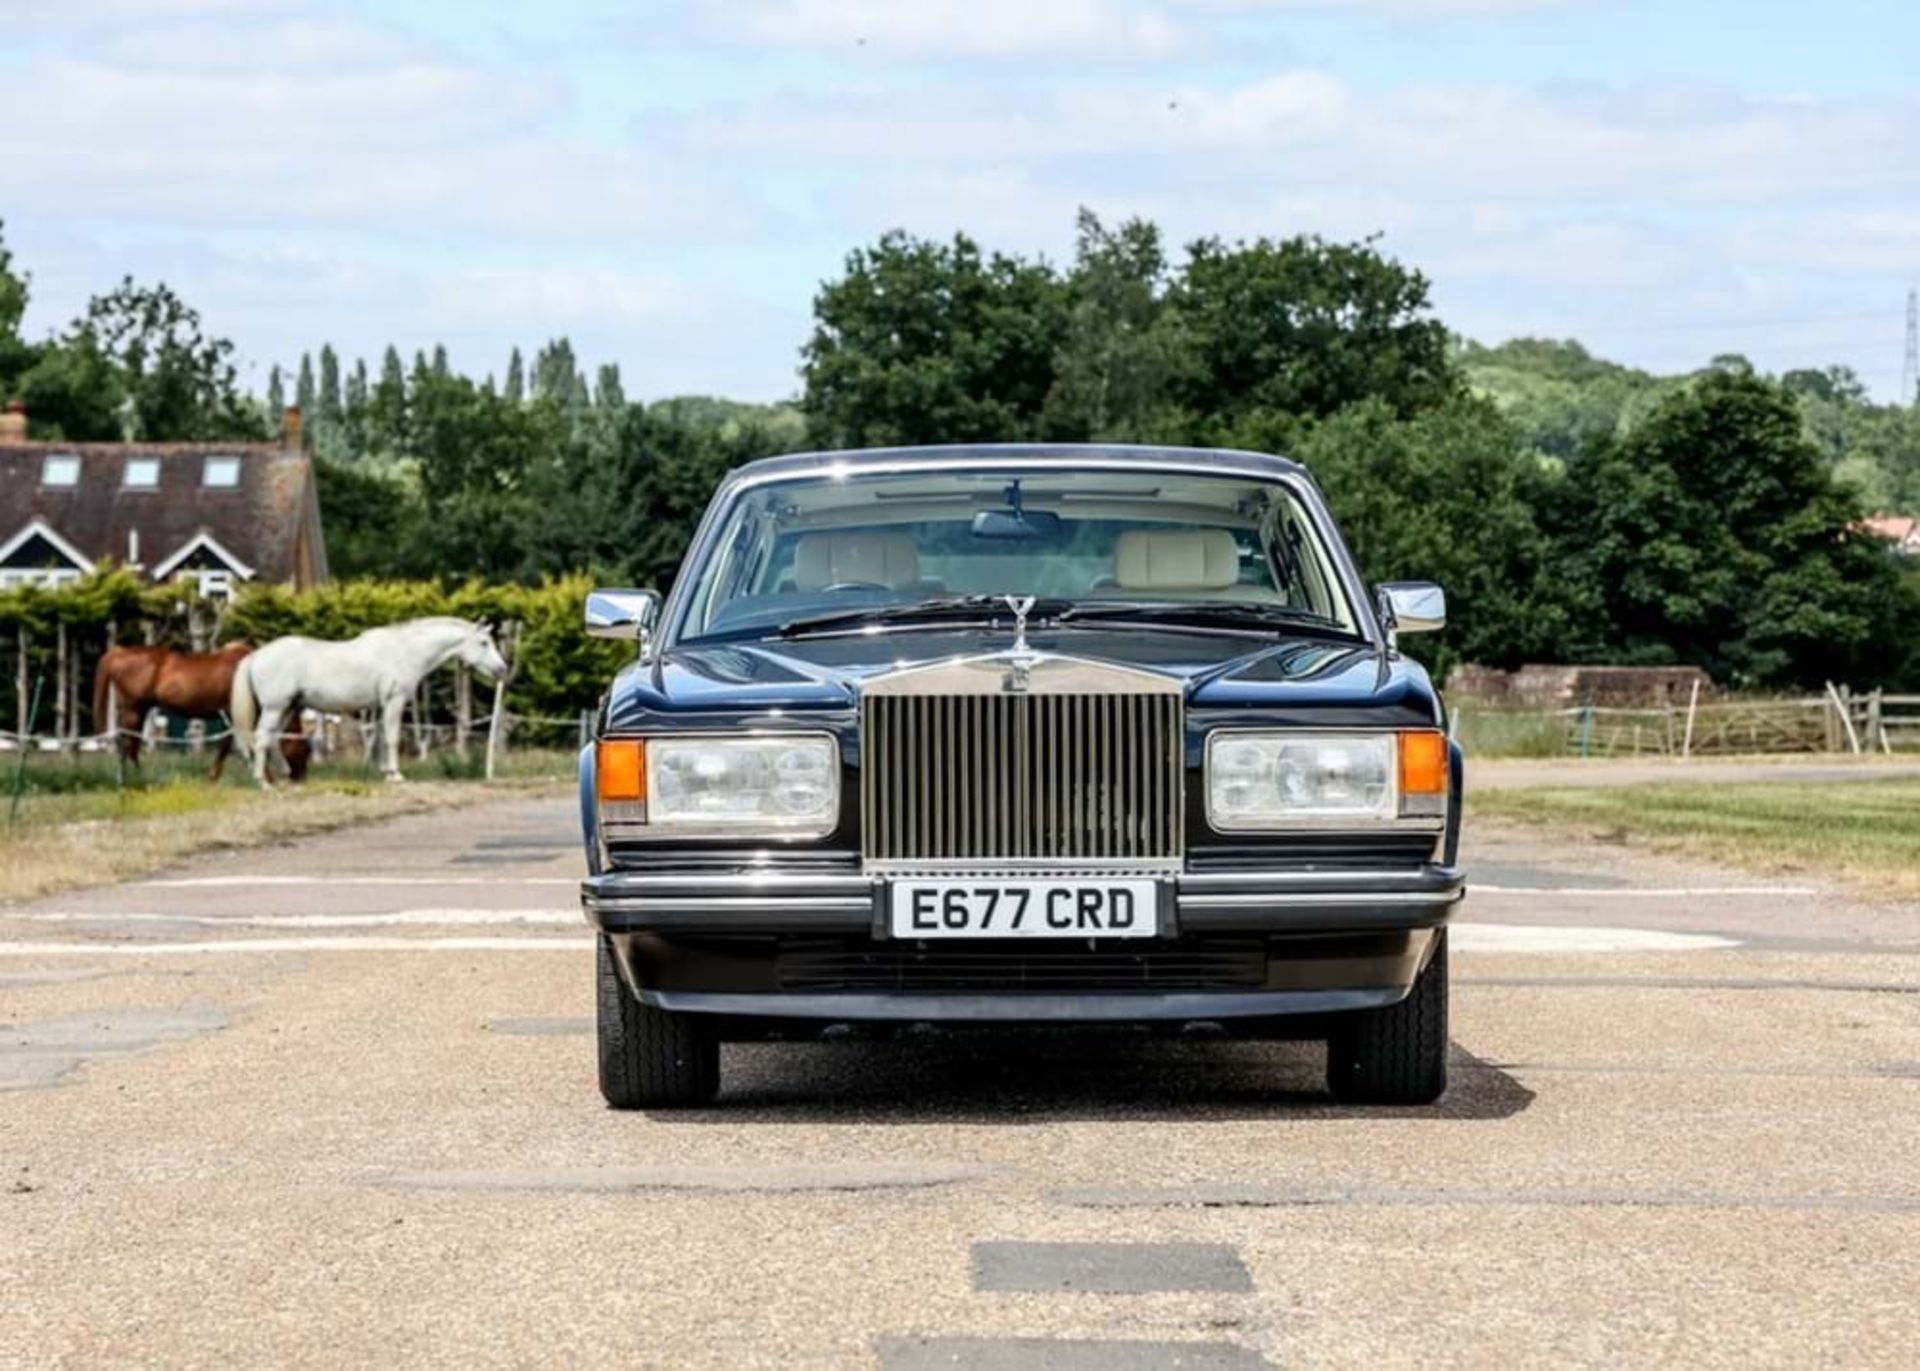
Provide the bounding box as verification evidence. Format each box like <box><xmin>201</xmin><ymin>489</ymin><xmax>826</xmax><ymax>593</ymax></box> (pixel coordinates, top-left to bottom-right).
<box><xmin>1470</xmin><ymin>777</ymin><xmax>1920</xmax><ymax>898</ymax></box>
<box><xmin>0</xmin><ymin>776</ymin><xmax>565</xmax><ymax>905</ymax></box>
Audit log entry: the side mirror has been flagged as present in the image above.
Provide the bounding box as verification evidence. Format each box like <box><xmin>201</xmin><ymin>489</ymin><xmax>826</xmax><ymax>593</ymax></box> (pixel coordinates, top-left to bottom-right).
<box><xmin>1376</xmin><ymin>581</ymin><xmax>1446</xmax><ymax>635</ymax></box>
<box><xmin>586</xmin><ymin>588</ymin><xmax>660</xmax><ymax>649</ymax></box>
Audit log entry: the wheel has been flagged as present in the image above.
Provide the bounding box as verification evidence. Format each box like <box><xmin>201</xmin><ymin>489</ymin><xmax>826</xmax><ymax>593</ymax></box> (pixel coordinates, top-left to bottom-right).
<box><xmin>596</xmin><ymin>935</ymin><xmax>720</xmax><ymax>1109</ymax></box>
<box><xmin>1326</xmin><ymin>929</ymin><xmax>1448</xmax><ymax>1105</ymax></box>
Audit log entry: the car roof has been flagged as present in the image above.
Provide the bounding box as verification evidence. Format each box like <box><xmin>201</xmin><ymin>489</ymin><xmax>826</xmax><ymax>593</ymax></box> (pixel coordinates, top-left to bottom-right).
<box><xmin>718</xmin><ymin>443</ymin><xmax>1310</xmax><ymax>491</ymax></box>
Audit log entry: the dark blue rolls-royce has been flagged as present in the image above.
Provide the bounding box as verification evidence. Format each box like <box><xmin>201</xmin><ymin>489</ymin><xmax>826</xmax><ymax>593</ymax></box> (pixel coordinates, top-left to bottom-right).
<box><xmin>578</xmin><ymin>445</ymin><xmax>1463</xmax><ymax>1107</ymax></box>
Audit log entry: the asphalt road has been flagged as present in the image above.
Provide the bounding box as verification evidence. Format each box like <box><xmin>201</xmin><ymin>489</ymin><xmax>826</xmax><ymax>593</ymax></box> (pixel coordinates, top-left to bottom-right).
<box><xmin>3</xmin><ymin>793</ymin><xmax>1917</xmax><ymax>1368</ymax></box>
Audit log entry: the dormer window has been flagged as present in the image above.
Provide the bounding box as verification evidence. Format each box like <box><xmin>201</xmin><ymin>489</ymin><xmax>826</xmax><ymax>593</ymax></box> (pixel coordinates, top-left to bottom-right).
<box><xmin>202</xmin><ymin>455</ymin><xmax>241</xmax><ymax>488</ymax></box>
<box><xmin>123</xmin><ymin>457</ymin><xmax>160</xmax><ymax>490</ymax></box>
<box><xmin>41</xmin><ymin>454</ymin><xmax>80</xmax><ymax>488</ymax></box>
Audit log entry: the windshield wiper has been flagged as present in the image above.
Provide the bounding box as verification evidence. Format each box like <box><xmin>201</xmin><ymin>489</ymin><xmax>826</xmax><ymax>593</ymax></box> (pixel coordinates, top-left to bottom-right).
<box><xmin>1058</xmin><ymin>601</ymin><xmax>1350</xmax><ymax>636</ymax></box>
<box><xmin>776</xmin><ymin>595</ymin><xmax>1070</xmax><ymax>639</ymax></box>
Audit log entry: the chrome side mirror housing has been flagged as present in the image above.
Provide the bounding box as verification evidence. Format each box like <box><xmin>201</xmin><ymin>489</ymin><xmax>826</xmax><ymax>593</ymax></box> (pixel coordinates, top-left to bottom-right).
<box><xmin>585</xmin><ymin>588</ymin><xmax>660</xmax><ymax>653</ymax></box>
<box><xmin>1376</xmin><ymin>581</ymin><xmax>1446</xmax><ymax>638</ymax></box>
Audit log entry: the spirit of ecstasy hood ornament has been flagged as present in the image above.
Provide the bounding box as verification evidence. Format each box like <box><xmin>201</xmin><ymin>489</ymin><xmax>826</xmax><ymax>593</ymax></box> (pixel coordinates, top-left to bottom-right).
<box><xmin>1002</xmin><ymin>595</ymin><xmax>1038</xmax><ymax>693</ymax></box>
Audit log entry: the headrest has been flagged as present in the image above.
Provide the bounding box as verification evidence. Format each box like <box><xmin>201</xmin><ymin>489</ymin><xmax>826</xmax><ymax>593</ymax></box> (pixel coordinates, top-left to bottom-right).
<box><xmin>793</xmin><ymin>532</ymin><xmax>921</xmax><ymax>591</ymax></box>
<box><xmin>1113</xmin><ymin>529</ymin><xmax>1240</xmax><ymax>591</ymax></box>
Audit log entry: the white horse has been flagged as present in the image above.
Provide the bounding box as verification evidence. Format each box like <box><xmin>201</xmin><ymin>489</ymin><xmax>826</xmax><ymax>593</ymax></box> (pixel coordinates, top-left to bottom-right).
<box><xmin>231</xmin><ymin>617</ymin><xmax>509</xmax><ymax>786</ymax></box>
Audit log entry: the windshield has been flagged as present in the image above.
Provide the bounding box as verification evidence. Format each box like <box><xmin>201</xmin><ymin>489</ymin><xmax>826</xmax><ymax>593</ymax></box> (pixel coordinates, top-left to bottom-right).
<box><xmin>675</xmin><ymin>466</ymin><xmax>1360</xmax><ymax>643</ymax></box>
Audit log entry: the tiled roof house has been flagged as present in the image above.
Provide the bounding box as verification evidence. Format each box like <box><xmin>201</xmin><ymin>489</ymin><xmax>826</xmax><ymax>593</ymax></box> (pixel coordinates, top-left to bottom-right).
<box><xmin>0</xmin><ymin>405</ymin><xmax>329</xmax><ymax>595</ymax></box>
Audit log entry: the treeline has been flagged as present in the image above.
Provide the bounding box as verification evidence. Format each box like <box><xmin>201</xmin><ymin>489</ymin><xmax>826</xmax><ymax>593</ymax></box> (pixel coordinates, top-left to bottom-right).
<box><xmin>796</xmin><ymin>212</ymin><xmax>1918</xmax><ymax>687</ymax></box>
<box><xmin>4</xmin><ymin>213</ymin><xmax>1917</xmax><ymax>690</ymax></box>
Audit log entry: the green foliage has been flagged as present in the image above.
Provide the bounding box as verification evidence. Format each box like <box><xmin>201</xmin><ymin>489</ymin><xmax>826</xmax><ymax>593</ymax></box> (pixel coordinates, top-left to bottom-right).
<box><xmin>801</xmin><ymin>230</ymin><xmax>1069</xmax><ymax>448</ymax></box>
<box><xmin>1457</xmin><ymin>337</ymin><xmax>1679</xmax><ymax>461</ymax></box>
<box><xmin>1285</xmin><ymin>395</ymin><xmax>1569</xmax><ymax>678</ymax></box>
<box><xmin>1042</xmin><ymin>210</ymin><xmax>1187</xmax><ymax>442</ymax></box>
<box><xmin>1166</xmin><ymin>232</ymin><xmax>1456</xmax><ymax>444</ymax></box>
<box><xmin>1549</xmin><ymin>371</ymin><xmax>1911</xmax><ymax>687</ymax></box>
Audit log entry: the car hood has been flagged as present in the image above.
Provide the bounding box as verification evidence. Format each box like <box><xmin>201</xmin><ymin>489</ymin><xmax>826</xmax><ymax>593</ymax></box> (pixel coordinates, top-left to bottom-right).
<box><xmin>607</xmin><ymin>626</ymin><xmax>1441</xmax><ymax>729</ymax></box>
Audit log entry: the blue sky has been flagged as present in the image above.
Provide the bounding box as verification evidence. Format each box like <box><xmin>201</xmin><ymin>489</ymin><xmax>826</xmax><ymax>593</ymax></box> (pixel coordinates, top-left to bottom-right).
<box><xmin>5</xmin><ymin>0</ymin><xmax>1918</xmax><ymax>402</ymax></box>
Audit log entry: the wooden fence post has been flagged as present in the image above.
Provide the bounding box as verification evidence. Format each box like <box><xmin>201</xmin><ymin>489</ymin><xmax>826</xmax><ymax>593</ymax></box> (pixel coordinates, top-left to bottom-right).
<box><xmin>484</xmin><ymin>621</ymin><xmax>519</xmax><ymax>783</ymax></box>
<box><xmin>14</xmin><ymin>626</ymin><xmax>27</xmax><ymax>738</ymax></box>
<box><xmin>1866</xmin><ymin>689</ymin><xmax>1884</xmax><ymax>755</ymax></box>
<box><xmin>455</xmin><ymin>662</ymin><xmax>472</xmax><ymax>759</ymax></box>
<box><xmin>1680</xmin><ymin>679</ymin><xmax>1700</xmax><ymax>761</ymax></box>
<box><xmin>53</xmin><ymin>621</ymin><xmax>68</xmax><ymax>745</ymax></box>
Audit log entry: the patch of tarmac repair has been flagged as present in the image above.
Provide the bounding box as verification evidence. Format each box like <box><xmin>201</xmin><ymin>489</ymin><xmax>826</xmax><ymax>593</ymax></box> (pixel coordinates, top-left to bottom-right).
<box><xmin>878</xmin><ymin>1337</ymin><xmax>1271</xmax><ymax>1370</ymax></box>
<box><xmin>973</xmin><ymin>1241</ymin><xmax>1253</xmax><ymax>1294</ymax></box>
<box><xmin>484</xmin><ymin>1016</ymin><xmax>591</xmax><ymax>1036</ymax></box>
<box><xmin>0</xmin><ymin>1007</ymin><xmax>231</xmax><ymax>1091</ymax></box>
<box><xmin>1050</xmin><ymin>1184</ymin><xmax>1920</xmax><ymax>1215</ymax></box>
<box><xmin>376</xmin><ymin>1162</ymin><xmax>996</xmax><ymax>1194</ymax></box>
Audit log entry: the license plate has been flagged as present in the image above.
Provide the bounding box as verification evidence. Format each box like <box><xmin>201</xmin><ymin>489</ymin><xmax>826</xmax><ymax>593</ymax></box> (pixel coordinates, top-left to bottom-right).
<box><xmin>888</xmin><ymin>879</ymin><xmax>1159</xmax><ymax>939</ymax></box>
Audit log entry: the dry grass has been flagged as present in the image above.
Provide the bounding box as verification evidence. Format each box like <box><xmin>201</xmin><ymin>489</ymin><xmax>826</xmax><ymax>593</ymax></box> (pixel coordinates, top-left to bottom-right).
<box><xmin>0</xmin><ymin>779</ymin><xmax>560</xmax><ymax>904</ymax></box>
<box><xmin>1471</xmin><ymin>777</ymin><xmax>1920</xmax><ymax>898</ymax></box>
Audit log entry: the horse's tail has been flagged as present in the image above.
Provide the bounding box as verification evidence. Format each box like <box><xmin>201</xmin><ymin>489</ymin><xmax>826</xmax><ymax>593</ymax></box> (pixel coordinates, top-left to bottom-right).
<box><xmin>229</xmin><ymin>657</ymin><xmax>259</xmax><ymax>758</ymax></box>
<box><xmin>92</xmin><ymin>650</ymin><xmax>119</xmax><ymax>735</ymax></box>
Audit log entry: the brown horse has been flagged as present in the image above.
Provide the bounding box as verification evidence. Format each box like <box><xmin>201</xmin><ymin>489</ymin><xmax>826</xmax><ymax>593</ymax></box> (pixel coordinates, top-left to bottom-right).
<box><xmin>92</xmin><ymin>643</ymin><xmax>310</xmax><ymax>782</ymax></box>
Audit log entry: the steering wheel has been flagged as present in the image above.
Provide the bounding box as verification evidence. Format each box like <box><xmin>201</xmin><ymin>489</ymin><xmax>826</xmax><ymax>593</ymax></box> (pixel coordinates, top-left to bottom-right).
<box><xmin>819</xmin><ymin>581</ymin><xmax>890</xmax><ymax>593</ymax></box>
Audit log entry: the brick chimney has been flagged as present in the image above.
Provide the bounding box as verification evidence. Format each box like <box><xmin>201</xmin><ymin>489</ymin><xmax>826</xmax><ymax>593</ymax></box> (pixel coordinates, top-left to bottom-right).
<box><xmin>281</xmin><ymin>404</ymin><xmax>304</xmax><ymax>450</ymax></box>
<box><xmin>0</xmin><ymin>402</ymin><xmax>26</xmax><ymax>443</ymax></box>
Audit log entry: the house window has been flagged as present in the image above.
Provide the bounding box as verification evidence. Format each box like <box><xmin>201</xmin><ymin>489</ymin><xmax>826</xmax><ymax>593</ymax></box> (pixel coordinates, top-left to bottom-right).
<box><xmin>202</xmin><ymin>455</ymin><xmax>241</xmax><ymax>488</ymax></box>
<box><xmin>0</xmin><ymin>567</ymin><xmax>82</xmax><ymax>589</ymax></box>
<box><xmin>123</xmin><ymin>457</ymin><xmax>160</xmax><ymax>490</ymax></box>
<box><xmin>41</xmin><ymin>454</ymin><xmax>81</xmax><ymax>488</ymax></box>
<box><xmin>195</xmin><ymin>569</ymin><xmax>236</xmax><ymax>599</ymax></box>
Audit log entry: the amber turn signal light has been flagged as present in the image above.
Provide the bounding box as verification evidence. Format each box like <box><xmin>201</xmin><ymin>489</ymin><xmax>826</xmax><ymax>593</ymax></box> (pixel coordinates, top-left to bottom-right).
<box><xmin>597</xmin><ymin>739</ymin><xmax>646</xmax><ymax>804</ymax></box>
<box><xmin>1398</xmin><ymin>730</ymin><xmax>1448</xmax><ymax>809</ymax></box>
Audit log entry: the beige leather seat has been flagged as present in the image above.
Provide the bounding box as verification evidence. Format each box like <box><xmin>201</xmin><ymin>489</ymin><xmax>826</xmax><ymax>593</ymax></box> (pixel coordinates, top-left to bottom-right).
<box><xmin>792</xmin><ymin>532</ymin><xmax>921</xmax><ymax>591</ymax></box>
<box><xmin>1112</xmin><ymin>529</ymin><xmax>1240</xmax><ymax>592</ymax></box>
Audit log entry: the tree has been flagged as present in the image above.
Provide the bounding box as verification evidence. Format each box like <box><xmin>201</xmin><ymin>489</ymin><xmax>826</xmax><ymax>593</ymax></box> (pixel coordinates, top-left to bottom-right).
<box><xmin>1551</xmin><ymin>370</ymin><xmax>1909</xmax><ymax>686</ymax></box>
<box><xmin>0</xmin><ymin>220</ymin><xmax>37</xmax><ymax>400</ymax></box>
<box><xmin>431</xmin><ymin>343</ymin><xmax>450</xmax><ymax>379</ymax></box>
<box><xmin>505</xmin><ymin>347</ymin><xmax>525</xmax><ymax>404</ymax></box>
<box><xmin>595</xmin><ymin>363</ymin><xmax>625</xmax><ymax>410</ymax></box>
<box><xmin>317</xmin><ymin>345</ymin><xmax>342</xmax><ymax>427</ymax></box>
<box><xmin>69</xmin><ymin>279</ymin><xmax>263</xmax><ymax>440</ymax></box>
<box><xmin>1167</xmin><ymin>233</ymin><xmax>1457</xmax><ymax>442</ymax></box>
<box><xmin>369</xmin><ymin>346</ymin><xmax>407</xmax><ymax>458</ymax></box>
<box><xmin>800</xmin><ymin>230</ymin><xmax>1068</xmax><ymax>447</ymax></box>
<box><xmin>295</xmin><ymin>352</ymin><xmax>316</xmax><ymax>419</ymax></box>
<box><xmin>343</xmin><ymin>358</ymin><xmax>370</xmax><ymax>461</ymax></box>
<box><xmin>1287</xmin><ymin>395</ymin><xmax>1569</xmax><ymax>677</ymax></box>
<box><xmin>266</xmin><ymin>364</ymin><xmax>286</xmax><ymax>417</ymax></box>
<box><xmin>1042</xmin><ymin>210</ymin><xmax>1186</xmax><ymax>442</ymax></box>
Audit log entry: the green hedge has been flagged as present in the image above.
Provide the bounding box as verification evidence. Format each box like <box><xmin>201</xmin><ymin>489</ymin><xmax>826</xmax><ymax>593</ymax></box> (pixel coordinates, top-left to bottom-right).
<box><xmin>0</xmin><ymin>570</ymin><xmax>633</xmax><ymax>724</ymax></box>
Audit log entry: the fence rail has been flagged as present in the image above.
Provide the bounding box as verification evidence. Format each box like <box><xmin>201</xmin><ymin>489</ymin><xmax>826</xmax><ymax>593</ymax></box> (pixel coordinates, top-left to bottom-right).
<box><xmin>1454</xmin><ymin>685</ymin><xmax>1919</xmax><ymax>759</ymax></box>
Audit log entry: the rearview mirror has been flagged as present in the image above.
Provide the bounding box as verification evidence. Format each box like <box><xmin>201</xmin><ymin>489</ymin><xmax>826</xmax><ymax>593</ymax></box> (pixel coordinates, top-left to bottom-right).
<box><xmin>585</xmin><ymin>588</ymin><xmax>660</xmax><ymax>647</ymax></box>
<box><xmin>1376</xmin><ymin>581</ymin><xmax>1446</xmax><ymax>635</ymax></box>
<box><xmin>971</xmin><ymin>508</ymin><xmax>1063</xmax><ymax>540</ymax></box>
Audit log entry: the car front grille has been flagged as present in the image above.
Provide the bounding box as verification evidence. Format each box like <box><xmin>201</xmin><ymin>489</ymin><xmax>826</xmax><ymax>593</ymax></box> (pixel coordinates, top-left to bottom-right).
<box><xmin>862</xmin><ymin>693</ymin><xmax>1183</xmax><ymax>863</ymax></box>
<box><xmin>775</xmin><ymin>936</ymin><xmax>1264</xmax><ymax>993</ymax></box>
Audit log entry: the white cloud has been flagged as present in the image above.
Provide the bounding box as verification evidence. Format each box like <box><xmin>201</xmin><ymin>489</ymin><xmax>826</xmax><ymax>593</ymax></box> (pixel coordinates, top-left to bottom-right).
<box><xmin>720</xmin><ymin>0</ymin><xmax>1184</xmax><ymax>57</ymax></box>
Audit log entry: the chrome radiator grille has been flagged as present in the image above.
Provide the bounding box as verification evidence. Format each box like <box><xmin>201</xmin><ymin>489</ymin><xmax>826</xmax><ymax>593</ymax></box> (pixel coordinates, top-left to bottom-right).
<box><xmin>862</xmin><ymin>693</ymin><xmax>1183</xmax><ymax>863</ymax></box>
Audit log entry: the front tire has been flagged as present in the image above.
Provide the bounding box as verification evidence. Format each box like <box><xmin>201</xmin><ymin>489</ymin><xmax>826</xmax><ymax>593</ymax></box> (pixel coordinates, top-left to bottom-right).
<box><xmin>1326</xmin><ymin>929</ymin><xmax>1448</xmax><ymax>1105</ymax></box>
<box><xmin>596</xmin><ymin>935</ymin><xmax>719</xmax><ymax>1109</ymax></box>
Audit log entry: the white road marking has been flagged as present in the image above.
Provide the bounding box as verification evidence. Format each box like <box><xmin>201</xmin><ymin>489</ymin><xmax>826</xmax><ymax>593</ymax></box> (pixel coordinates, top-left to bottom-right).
<box><xmin>1451</xmin><ymin>924</ymin><xmax>1740</xmax><ymax>953</ymax></box>
<box><xmin>133</xmin><ymin>875</ymin><xmax>578</xmax><ymax>888</ymax></box>
<box><xmin>1471</xmin><ymin>885</ymin><xmax>1816</xmax><ymax>897</ymax></box>
<box><xmin>15</xmin><ymin>909</ymin><xmax>582</xmax><ymax>929</ymax></box>
<box><xmin>0</xmin><ymin>921</ymin><xmax>1739</xmax><ymax>956</ymax></box>
<box><xmin>0</xmin><ymin>937</ymin><xmax>592</xmax><ymax>956</ymax></box>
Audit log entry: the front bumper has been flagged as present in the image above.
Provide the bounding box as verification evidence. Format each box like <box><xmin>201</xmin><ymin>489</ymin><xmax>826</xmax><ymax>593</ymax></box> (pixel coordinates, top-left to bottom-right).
<box><xmin>583</xmin><ymin>865</ymin><xmax>1461</xmax><ymax>1023</ymax></box>
<box><xmin>581</xmin><ymin>865</ymin><xmax>1464</xmax><ymax>936</ymax></box>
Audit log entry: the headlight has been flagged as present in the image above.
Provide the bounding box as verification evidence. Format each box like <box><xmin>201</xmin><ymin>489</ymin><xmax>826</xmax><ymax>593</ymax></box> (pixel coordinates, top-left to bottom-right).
<box><xmin>597</xmin><ymin>734</ymin><xmax>839</xmax><ymax>837</ymax></box>
<box><xmin>1206</xmin><ymin>731</ymin><xmax>1447</xmax><ymax>829</ymax></box>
